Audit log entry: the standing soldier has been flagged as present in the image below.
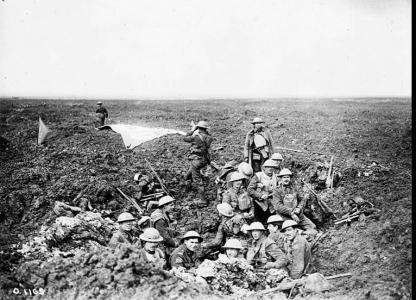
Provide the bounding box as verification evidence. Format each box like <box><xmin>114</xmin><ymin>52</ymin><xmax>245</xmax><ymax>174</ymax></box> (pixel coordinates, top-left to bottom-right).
<box><xmin>281</xmin><ymin>220</ymin><xmax>313</xmax><ymax>279</ymax></box>
<box><xmin>170</xmin><ymin>231</ymin><xmax>203</xmax><ymax>270</ymax></box>
<box><xmin>183</xmin><ymin>120</ymin><xmax>213</xmax><ymax>207</ymax></box>
<box><xmin>95</xmin><ymin>101</ymin><xmax>109</xmax><ymax>127</ymax></box>
<box><xmin>222</xmin><ymin>172</ymin><xmax>254</xmax><ymax>221</ymax></box>
<box><xmin>150</xmin><ymin>196</ymin><xmax>179</xmax><ymax>260</ymax></box>
<box><xmin>244</xmin><ymin>117</ymin><xmax>274</xmax><ymax>173</ymax></box>
<box><xmin>247</xmin><ymin>159</ymin><xmax>280</xmax><ymax>224</ymax></box>
<box><xmin>137</xmin><ymin>228</ymin><xmax>166</xmax><ymax>269</ymax></box>
<box><xmin>108</xmin><ymin>212</ymin><xmax>137</xmax><ymax>248</ymax></box>
<box><xmin>246</xmin><ymin>222</ymin><xmax>288</xmax><ymax>271</ymax></box>
<box><xmin>271</xmin><ymin>168</ymin><xmax>317</xmax><ymax>240</ymax></box>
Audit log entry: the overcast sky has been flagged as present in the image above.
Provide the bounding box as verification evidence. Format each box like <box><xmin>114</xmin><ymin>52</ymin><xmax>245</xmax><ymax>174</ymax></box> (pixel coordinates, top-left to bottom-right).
<box><xmin>0</xmin><ymin>0</ymin><xmax>411</xmax><ymax>99</ymax></box>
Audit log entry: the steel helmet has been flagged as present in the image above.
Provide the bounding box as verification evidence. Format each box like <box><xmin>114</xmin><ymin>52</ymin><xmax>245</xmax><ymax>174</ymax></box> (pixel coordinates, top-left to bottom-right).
<box><xmin>251</xmin><ymin>117</ymin><xmax>265</xmax><ymax>124</ymax></box>
<box><xmin>229</xmin><ymin>172</ymin><xmax>246</xmax><ymax>182</ymax></box>
<box><xmin>133</xmin><ymin>173</ymin><xmax>142</xmax><ymax>181</ymax></box>
<box><xmin>97</xmin><ymin>101</ymin><xmax>103</xmax><ymax>105</ymax></box>
<box><xmin>281</xmin><ymin>220</ymin><xmax>298</xmax><ymax>231</ymax></box>
<box><xmin>137</xmin><ymin>216</ymin><xmax>151</xmax><ymax>226</ymax></box>
<box><xmin>223</xmin><ymin>238</ymin><xmax>243</xmax><ymax>249</ymax></box>
<box><xmin>181</xmin><ymin>230</ymin><xmax>203</xmax><ymax>243</ymax></box>
<box><xmin>247</xmin><ymin>222</ymin><xmax>266</xmax><ymax>231</ymax></box>
<box><xmin>238</xmin><ymin>162</ymin><xmax>253</xmax><ymax>179</ymax></box>
<box><xmin>271</xmin><ymin>153</ymin><xmax>284</xmax><ymax>161</ymax></box>
<box><xmin>117</xmin><ymin>212</ymin><xmax>135</xmax><ymax>223</ymax></box>
<box><xmin>277</xmin><ymin>168</ymin><xmax>293</xmax><ymax>177</ymax></box>
<box><xmin>267</xmin><ymin>214</ymin><xmax>284</xmax><ymax>224</ymax></box>
<box><xmin>216</xmin><ymin>203</ymin><xmax>234</xmax><ymax>217</ymax></box>
<box><xmin>196</xmin><ymin>121</ymin><xmax>209</xmax><ymax>129</ymax></box>
<box><xmin>139</xmin><ymin>228</ymin><xmax>164</xmax><ymax>242</ymax></box>
<box><xmin>263</xmin><ymin>159</ymin><xmax>278</xmax><ymax>168</ymax></box>
<box><xmin>158</xmin><ymin>195</ymin><xmax>175</xmax><ymax>207</ymax></box>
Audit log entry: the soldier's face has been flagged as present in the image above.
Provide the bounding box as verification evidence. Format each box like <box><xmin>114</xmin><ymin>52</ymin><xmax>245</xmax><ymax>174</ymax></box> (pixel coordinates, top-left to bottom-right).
<box><xmin>120</xmin><ymin>220</ymin><xmax>135</xmax><ymax>232</ymax></box>
<box><xmin>226</xmin><ymin>249</ymin><xmax>239</xmax><ymax>258</ymax></box>
<box><xmin>263</xmin><ymin>167</ymin><xmax>274</xmax><ymax>176</ymax></box>
<box><xmin>164</xmin><ymin>203</ymin><xmax>174</xmax><ymax>212</ymax></box>
<box><xmin>267</xmin><ymin>223</ymin><xmax>278</xmax><ymax>233</ymax></box>
<box><xmin>252</xmin><ymin>230</ymin><xmax>262</xmax><ymax>240</ymax></box>
<box><xmin>232</xmin><ymin>180</ymin><xmax>242</xmax><ymax>189</ymax></box>
<box><xmin>282</xmin><ymin>175</ymin><xmax>291</xmax><ymax>185</ymax></box>
<box><xmin>144</xmin><ymin>241</ymin><xmax>158</xmax><ymax>253</ymax></box>
<box><xmin>184</xmin><ymin>238</ymin><xmax>200</xmax><ymax>252</ymax></box>
<box><xmin>232</xmin><ymin>224</ymin><xmax>240</xmax><ymax>234</ymax></box>
<box><xmin>284</xmin><ymin>227</ymin><xmax>296</xmax><ymax>241</ymax></box>
<box><xmin>253</xmin><ymin>123</ymin><xmax>263</xmax><ymax>131</ymax></box>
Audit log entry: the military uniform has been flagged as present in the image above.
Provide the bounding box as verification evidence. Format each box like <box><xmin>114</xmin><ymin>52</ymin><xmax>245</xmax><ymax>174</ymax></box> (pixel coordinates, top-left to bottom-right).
<box><xmin>268</xmin><ymin>231</ymin><xmax>285</xmax><ymax>250</ymax></box>
<box><xmin>137</xmin><ymin>248</ymin><xmax>166</xmax><ymax>269</ymax></box>
<box><xmin>95</xmin><ymin>106</ymin><xmax>109</xmax><ymax>127</ymax></box>
<box><xmin>246</xmin><ymin>235</ymin><xmax>288</xmax><ymax>271</ymax></box>
<box><xmin>283</xmin><ymin>231</ymin><xmax>312</xmax><ymax>279</ymax></box>
<box><xmin>271</xmin><ymin>183</ymin><xmax>317</xmax><ymax>238</ymax></box>
<box><xmin>247</xmin><ymin>171</ymin><xmax>279</xmax><ymax>223</ymax></box>
<box><xmin>170</xmin><ymin>244</ymin><xmax>199</xmax><ymax>269</ymax></box>
<box><xmin>108</xmin><ymin>230</ymin><xmax>135</xmax><ymax>248</ymax></box>
<box><xmin>222</xmin><ymin>187</ymin><xmax>254</xmax><ymax>220</ymax></box>
<box><xmin>183</xmin><ymin>129</ymin><xmax>213</xmax><ymax>203</ymax></box>
<box><xmin>244</xmin><ymin>128</ymin><xmax>274</xmax><ymax>172</ymax></box>
<box><xmin>150</xmin><ymin>209</ymin><xmax>177</xmax><ymax>255</ymax></box>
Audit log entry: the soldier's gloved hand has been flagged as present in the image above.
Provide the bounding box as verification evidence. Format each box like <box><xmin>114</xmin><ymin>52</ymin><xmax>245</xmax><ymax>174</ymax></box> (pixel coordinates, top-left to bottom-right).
<box><xmin>292</xmin><ymin>207</ymin><xmax>301</xmax><ymax>215</ymax></box>
<box><xmin>291</xmin><ymin>213</ymin><xmax>300</xmax><ymax>223</ymax></box>
<box><xmin>261</xmin><ymin>194</ymin><xmax>268</xmax><ymax>200</ymax></box>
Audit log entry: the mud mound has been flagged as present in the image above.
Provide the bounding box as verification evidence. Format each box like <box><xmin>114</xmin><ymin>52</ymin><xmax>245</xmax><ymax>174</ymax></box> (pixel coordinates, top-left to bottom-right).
<box><xmin>13</xmin><ymin>244</ymin><xmax>213</xmax><ymax>300</ymax></box>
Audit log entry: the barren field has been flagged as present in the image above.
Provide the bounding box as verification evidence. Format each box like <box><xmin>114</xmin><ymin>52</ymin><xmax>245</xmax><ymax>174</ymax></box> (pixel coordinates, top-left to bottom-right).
<box><xmin>0</xmin><ymin>98</ymin><xmax>412</xmax><ymax>299</ymax></box>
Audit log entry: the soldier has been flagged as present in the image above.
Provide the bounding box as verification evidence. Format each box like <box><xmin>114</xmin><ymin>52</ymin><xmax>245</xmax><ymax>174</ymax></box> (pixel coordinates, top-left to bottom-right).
<box><xmin>244</xmin><ymin>117</ymin><xmax>274</xmax><ymax>172</ymax></box>
<box><xmin>108</xmin><ymin>212</ymin><xmax>137</xmax><ymax>248</ymax></box>
<box><xmin>202</xmin><ymin>203</ymin><xmax>250</xmax><ymax>257</ymax></box>
<box><xmin>267</xmin><ymin>214</ymin><xmax>285</xmax><ymax>250</ymax></box>
<box><xmin>95</xmin><ymin>101</ymin><xmax>109</xmax><ymax>127</ymax></box>
<box><xmin>247</xmin><ymin>159</ymin><xmax>280</xmax><ymax>224</ymax></box>
<box><xmin>271</xmin><ymin>168</ymin><xmax>318</xmax><ymax>240</ymax></box>
<box><xmin>270</xmin><ymin>152</ymin><xmax>284</xmax><ymax>175</ymax></box>
<box><xmin>170</xmin><ymin>231</ymin><xmax>203</xmax><ymax>270</ymax></box>
<box><xmin>132</xmin><ymin>172</ymin><xmax>156</xmax><ymax>200</ymax></box>
<box><xmin>137</xmin><ymin>228</ymin><xmax>166</xmax><ymax>269</ymax></box>
<box><xmin>281</xmin><ymin>220</ymin><xmax>313</xmax><ymax>279</ymax></box>
<box><xmin>215</xmin><ymin>161</ymin><xmax>253</xmax><ymax>202</ymax></box>
<box><xmin>246</xmin><ymin>222</ymin><xmax>288</xmax><ymax>271</ymax></box>
<box><xmin>150</xmin><ymin>196</ymin><xmax>179</xmax><ymax>258</ymax></box>
<box><xmin>183</xmin><ymin>121</ymin><xmax>214</xmax><ymax>207</ymax></box>
<box><xmin>222</xmin><ymin>172</ymin><xmax>254</xmax><ymax>221</ymax></box>
<box><xmin>222</xmin><ymin>238</ymin><xmax>244</xmax><ymax>259</ymax></box>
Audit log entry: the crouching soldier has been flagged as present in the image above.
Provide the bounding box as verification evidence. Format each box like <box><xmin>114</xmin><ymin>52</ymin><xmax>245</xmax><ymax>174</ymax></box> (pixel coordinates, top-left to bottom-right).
<box><xmin>109</xmin><ymin>212</ymin><xmax>138</xmax><ymax>248</ymax></box>
<box><xmin>248</xmin><ymin>159</ymin><xmax>280</xmax><ymax>224</ymax></box>
<box><xmin>281</xmin><ymin>220</ymin><xmax>313</xmax><ymax>279</ymax></box>
<box><xmin>267</xmin><ymin>214</ymin><xmax>285</xmax><ymax>250</ymax></box>
<box><xmin>246</xmin><ymin>222</ymin><xmax>288</xmax><ymax>272</ymax></box>
<box><xmin>137</xmin><ymin>228</ymin><xmax>166</xmax><ymax>269</ymax></box>
<box><xmin>202</xmin><ymin>203</ymin><xmax>249</xmax><ymax>257</ymax></box>
<box><xmin>170</xmin><ymin>231</ymin><xmax>203</xmax><ymax>270</ymax></box>
<box><xmin>272</xmin><ymin>168</ymin><xmax>317</xmax><ymax>240</ymax></box>
<box><xmin>150</xmin><ymin>196</ymin><xmax>179</xmax><ymax>260</ymax></box>
<box><xmin>270</xmin><ymin>153</ymin><xmax>284</xmax><ymax>175</ymax></box>
<box><xmin>222</xmin><ymin>172</ymin><xmax>254</xmax><ymax>221</ymax></box>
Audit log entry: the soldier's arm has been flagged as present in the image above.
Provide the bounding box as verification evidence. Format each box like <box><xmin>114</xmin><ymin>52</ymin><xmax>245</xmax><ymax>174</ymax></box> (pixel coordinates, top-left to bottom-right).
<box><xmin>265</xmin><ymin>242</ymin><xmax>289</xmax><ymax>269</ymax></box>
<box><xmin>266</xmin><ymin>130</ymin><xmax>274</xmax><ymax>154</ymax></box>
<box><xmin>295</xmin><ymin>188</ymin><xmax>306</xmax><ymax>212</ymax></box>
<box><xmin>247</xmin><ymin>175</ymin><xmax>263</xmax><ymax>199</ymax></box>
<box><xmin>243</xmin><ymin>133</ymin><xmax>251</xmax><ymax>159</ymax></box>
<box><xmin>206</xmin><ymin>224</ymin><xmax>224</xmax><ymax>249</ymax></box>
<box><xmin>272</xmin><ymin>189</ymin><xmax>293</xmax><ymax>216</ymax></box>
<box><xmin>183</xmin><ymin>132</ymin><xmax>196</xmax><ymax>142</ymax></box>
<box><xmin>103</xmin><ymin>108</ymin><xmax>109</xmax><ymax>118</ymax></box>
<box><xmin>289</xmin><ymin>239</ymin><xmax>306</xmax><ymax>279</ymax></box>
<box><xmin>170</xmin><ymin>251</ymin><xmax>185</xmax><ymax>269</ymax></box>
<box><xmin>154</xmin><ymin>219</ymin><xmax>177</xmax><ymax>248</ymax></box>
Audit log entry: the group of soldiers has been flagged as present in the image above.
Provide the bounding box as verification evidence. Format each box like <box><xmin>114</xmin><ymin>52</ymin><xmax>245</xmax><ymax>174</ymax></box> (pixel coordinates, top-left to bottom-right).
<box><xmin>106</xmin><ymin>117</ymin><xmax>318</xmax><ymax>282</ymax></box>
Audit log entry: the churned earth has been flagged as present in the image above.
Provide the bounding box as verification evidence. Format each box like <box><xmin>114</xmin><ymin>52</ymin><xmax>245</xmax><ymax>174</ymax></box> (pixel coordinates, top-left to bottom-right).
<box><xmin>0</xmin><ymin>98</ymin><xmax>412</xmax><ymax>299</ymax></box>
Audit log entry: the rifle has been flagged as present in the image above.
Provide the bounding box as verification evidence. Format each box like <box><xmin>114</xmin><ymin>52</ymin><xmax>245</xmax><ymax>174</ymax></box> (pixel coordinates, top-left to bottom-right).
<box><xmin>325</xmin><ymin>156</ymin><xmax>335</xmax><ymax>189</ymax></box>
<box><xmin>301</xmin><ymin>180</ymin><xmax>338</xmax><ymax>219</ymax></box>
<box><xmin>115</xmin><ymin>187</ymin><xmax>143</xmax><ymax>214</ymax></box>
<box><xmin>145</xmin><ymin>159</ymin><xmax>173</xmax><ymax>197</ymax></box>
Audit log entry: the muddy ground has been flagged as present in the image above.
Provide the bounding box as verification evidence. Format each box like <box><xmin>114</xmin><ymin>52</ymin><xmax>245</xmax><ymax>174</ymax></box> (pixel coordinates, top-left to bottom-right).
<box><xmin>0</xmin><ymin>98</ymin><xmax>412</xmax><ymax>299</ymax></box>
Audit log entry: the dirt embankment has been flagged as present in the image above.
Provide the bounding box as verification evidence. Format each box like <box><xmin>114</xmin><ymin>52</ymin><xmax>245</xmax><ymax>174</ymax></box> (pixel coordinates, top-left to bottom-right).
<box><xmin>0</xmin><ymin>98</ymin><xmax>412</xmax><ymax>299</ymax></box>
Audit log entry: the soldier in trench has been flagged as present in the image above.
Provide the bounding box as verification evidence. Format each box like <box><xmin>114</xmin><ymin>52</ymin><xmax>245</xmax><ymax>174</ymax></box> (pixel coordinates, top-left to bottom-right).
<box><xmin>183</xmin><ymin>120</ymin><xmax>213</xmax><ymax>207</ymax></box>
